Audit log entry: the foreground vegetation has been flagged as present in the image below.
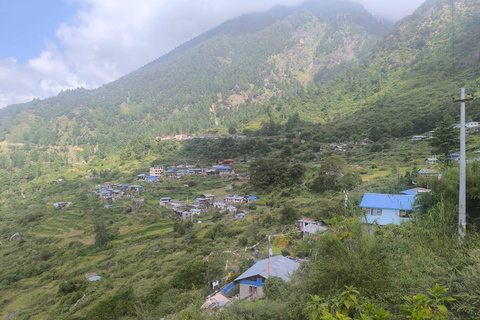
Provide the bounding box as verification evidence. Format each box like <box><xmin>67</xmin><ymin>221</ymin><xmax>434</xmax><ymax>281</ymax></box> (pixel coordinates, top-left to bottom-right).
<box><xmin>1</xmin><ymin>128</ymin><xmax>480</xmax><ymax>319</ymax></box>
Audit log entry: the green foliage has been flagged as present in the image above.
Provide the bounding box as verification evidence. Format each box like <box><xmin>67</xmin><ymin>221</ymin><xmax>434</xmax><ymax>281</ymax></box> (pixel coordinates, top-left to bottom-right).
<box><xmin>280</xmin><ymin>203</ymin><xmax>299</xmax><ymax>224</ymax></box>
<box><xmin>205</xmin><ymin>222</ymin><xmax>229</xmax><ymax>240</ymax></box>
<box><xmin>57</xmin><ymin>279</ymin><xmax>87</xmax><ymax>296</ymax></box>
<box><xmin>306</xmin><ymin>227</ymin><xmax>393</xmax><ymax>299</ymax></box>
<box><xmin>429</xmin><ymin>115</ymin><xmax>458</xmax><ymax>170</ymax></box>
<box><xmin>173</xmin><ymin>220</ymin><xmax>193</xmax><ymax>236</ymax></box>
<box><xmin>249</xmin><ymin>158</ymin><xmax>305</xmax><ymax>190</ymax></box>
<box><xmin>311</xmin><ymin>156</ymin><xmax>349</xmax><ymax>192</ymax></box>
<box><xmin>87</xmin><ymin>287</ymin><xmax>137</xmax><ymax>320</ymax></box>
<box><xmin>94</xmin><ymin>221</ymin><xmax>109</xmax><ymax>247</ymax></box>
<box><xmin>402</xmin><ymin>284</ymin><xmax>454</xmax><ymax>320</ymax></box>
<box><xmin>264</xmin><ymin>276</ymin><xmax>288</xmax><ymax>300</ymax></box>
<box><xmin>169</xmin><ymin>260</ymin><xmax>206</xmax><ymax>290</ymax></box>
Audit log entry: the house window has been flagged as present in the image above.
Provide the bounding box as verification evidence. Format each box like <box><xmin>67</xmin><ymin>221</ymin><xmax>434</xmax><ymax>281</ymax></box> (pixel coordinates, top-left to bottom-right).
<box><xmin>249</xmin><ymin>286</ymin><xmax>257</xmax><ymax>295</ymax></box>
<box><xmin>399</xmin><ymin>210</ymin><xmax>408</xmax><ymax>217</ymax></box>
<box><xmin>370</xmin><ymin>208</ymin><xmax>382</xmax><ymax>216</ymax></box>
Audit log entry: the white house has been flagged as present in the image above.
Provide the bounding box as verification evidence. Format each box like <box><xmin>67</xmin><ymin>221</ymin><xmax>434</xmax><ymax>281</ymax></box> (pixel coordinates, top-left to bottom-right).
<box><xmin>159</xmin><ymin>197</ymin><xmax>171</xmax><ymax>205</ymax></box>
<box><xmin>360</xmin><ymin>193</ymin><xmax>415</xmax><ymax>225</ymax></box>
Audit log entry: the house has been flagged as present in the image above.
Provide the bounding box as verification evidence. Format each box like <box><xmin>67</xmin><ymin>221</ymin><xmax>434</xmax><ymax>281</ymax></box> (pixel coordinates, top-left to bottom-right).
<box><xmin>359</xmin><ymin>193</ymin><xmax>415</xmax><ymax>225</ymax></box>
<box><xmin>213</xmin><ymin>201</ymin><xmax>227</xmax><ymax>210</ymax></box>
<box><xmin>214</xmin><ymin>166</ymin><xmax>233</xmax><ymax>173</ymax></box>
<box><xmin>236</xmin><ymin>212</ymin><xmax>247</xmax><ymax>219</ymax></box>
<box><xmin>201</xmin><ymin>293</ymin><xmax>231</xmax><ymax>309</ymax></box>
<box><xmin>150</xmin><ymin>165</ymin><xmax>163</xmax><ymax>177</ymax></box>
<box><xmin>104</xmin><ymin>205</ymin><xmax>113</xmax><ymax>209</ymax></box>
<box><xmin>400</xmin><ymin>188</ymin><xmax>431</xmax><ymax>195</ymax></box>
<box><xmin>233</xmin><ymin>256</ymin><xmax>300</xmax><ymax>300</ymax></box>
<box><xmin>193</xmin><ymin>198</ymin><xmax>207</xmax><ymax>207</ymax></box>
<box><xmin>225</xmin><ymin>195</ymin><xmax>244</xmax><ymax>204</ymax></box>
<box><xmin>99</xmin><ymin>190</ymin><xmax>112</xmax><ymax>199</ymax></box>
<box><xmin>54</xmin><ymin>202</ymin><xmax>71</xmax><ymax>208</ymax></box>
<box><xmin>170</xmin><ymin>200</ymin><xmax>186</xmax><ymax>207</ymax></box>
<box><xmin>128</xmin><ymin>185</ymin><xmax>143</xmax><ymax>192</ymax></box>
<box><xmin>298</xmin><ymin>218</ymin><xmax>327</xmax><ymax>235</ymax></box>
<box><xmin>226</xmin><ymin>205</ymin><xmax>238</xmax><ymax>213</ymax></box>
<box><xmin>450</xmin><ymin>153</ymin><xmax>460</xmax><ymax>161</ymax></box>
<box><xmin>144</xmin><ymin>175</ymin><xmax>157</xmax><ymax>182</ymax></box>
<box><xmin>201</xmin><ymin>194</ymin><xmax>215</xmax><ymax>203</ymax></box>
<box><xmin>246</xmin><ymin>196</ymin><xmax>258</xmax><ymax>203</ymax></box>
<box><xmin>424</xmin><ymin>157</ymin><xmax>437</xmax><ymax>165</ymax></box>
<box><xmin>159</xmin><ymin>197</ymin><xmax>171</xmax><ymax>205</ymax></box>
<box><xmin>137</xmin><ymin>174</ymin><xmax>147</xmax><ymax>180</ymax></box>
<box><xmin>467</xmin><ymin>122</ymin><xmax>479</xmax><ymax>128</ymax></box>
<box><xmin>166</xmin><ymin>169</ymin><xmax>177</xmax><ymax>177</ymax></box>
<box><xmin>417</xmin><ymin>169</ymin><xmax>439</xmax><ymax>178</ymax></box>
<box><xmin>221</xmin><ymin>159</ymin><xmax>235</xmax><ymax>165</ymax></box>
<box><xmin>182</xmin><ymin>209</ymin><xmax>203</xmax><ymax>220</ymax></box>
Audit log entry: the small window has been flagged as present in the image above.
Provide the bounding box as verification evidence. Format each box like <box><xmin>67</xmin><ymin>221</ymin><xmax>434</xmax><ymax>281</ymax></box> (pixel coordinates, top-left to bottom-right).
<box><xmin>370</xmin><ymin>208</ymin><xmax>382</xmax><ymax>216</ymax></box>
<box><xmin>399</xmin><ymin>210</ymin><xmax>408</xmax><ymax>217</ymax></box>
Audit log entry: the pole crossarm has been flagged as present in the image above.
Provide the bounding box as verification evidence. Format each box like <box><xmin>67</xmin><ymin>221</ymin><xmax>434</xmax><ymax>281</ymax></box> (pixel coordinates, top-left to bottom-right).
<box><xmin>453</xmin><ymin>98</ymin><xmax>474</xmax><ymax>103</ymax></box>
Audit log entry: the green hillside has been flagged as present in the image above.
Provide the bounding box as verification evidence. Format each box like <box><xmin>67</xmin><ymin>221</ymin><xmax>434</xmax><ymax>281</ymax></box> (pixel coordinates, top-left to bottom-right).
<box><xmin>0</xmin><ymin>0</ymin><xmax>391</xmax><ymax>151</ymax></box>
<box><xmin>2</xmin><ymin>1</ymin><xmax>480</xmax><ymax>319</ymax></box>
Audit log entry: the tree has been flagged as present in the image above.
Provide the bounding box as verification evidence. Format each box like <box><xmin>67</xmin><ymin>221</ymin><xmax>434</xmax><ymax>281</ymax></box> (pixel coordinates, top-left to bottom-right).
<box><xmin>94</xmin><ymin>221</ymin><xmax>109</xmax><ymax>247</ymax></box>
<box><xmin>264</xmin><ymin>276</ymin><xmax>288</xmax><ymax>300</ymax></box>
<box><xmin>228</xmin><ymin>126</ymin><xmax>237</xmax><ymax>135</ymax></box>
<box><xmin>368</xmin><ymin>126</ymin><xmax>380</xmax><ymax>142</ymax></box>
<box><xmin>430</xmin><ymin>115</ymin><xmax>458</xmax><ymax>170</ymax></box>
<box><xmin>280</xmin><ymin>203</ymin><xmax>298</xmax><ymax>224</ymax></box>
<box><xmin>249</xmin><ymin>158</ymin><xmax>305</xmax><ymax>190</ymax></box>
<box><xmin>311</xmin><ymin>155</ymin><xmax>349</xmax><ymax>192</ymax></box>
<box><xmin>87</xmin><ymin>287</ymin><xmax>137</xmax><ymax>320</ymax></box>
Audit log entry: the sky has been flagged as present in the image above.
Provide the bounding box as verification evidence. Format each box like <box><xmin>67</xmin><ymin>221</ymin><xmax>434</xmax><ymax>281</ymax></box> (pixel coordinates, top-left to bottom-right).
<box><xmin>0</xmin><ymin>0</ymin><xmax>425</xmax><ymax>109</ymax></box>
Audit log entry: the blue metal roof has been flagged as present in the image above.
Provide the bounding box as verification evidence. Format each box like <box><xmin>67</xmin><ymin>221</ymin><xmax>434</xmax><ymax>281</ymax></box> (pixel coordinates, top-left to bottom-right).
<box><xmin>359</xmin><ymin>193</ymin><xmax>415</xmax><ymax>210</ymax></box>
<box><xmin>247</xmin><ymin>196</ymin><xmax>258</xmax><ymax>200</ymax></box>
<box><xmin>222</xmin><ymin>282</ymin><xmax>235</xmax><ymax>294</ymax></box>
<box><xmin>234</xmin><ymin>256</ymin><xmax>300</xmax><ymax>283</ymax></box>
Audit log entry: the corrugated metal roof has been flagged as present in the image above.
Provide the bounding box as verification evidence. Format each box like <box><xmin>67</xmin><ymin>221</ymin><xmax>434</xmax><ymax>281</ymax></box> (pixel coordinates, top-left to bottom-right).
<box><xmin>359</xmin><ymin>193</ymin><xmax>415</xmax><ymax>210</ymax></box>
<box><xmin>234</xmin><ymin>256</ymin><xmax>299</xmax><ymax>283</ymax></box>
<box><xmin>400</xmin><ymin>188</ymin><xmax>431</xmax><ymax>195</ymax></box>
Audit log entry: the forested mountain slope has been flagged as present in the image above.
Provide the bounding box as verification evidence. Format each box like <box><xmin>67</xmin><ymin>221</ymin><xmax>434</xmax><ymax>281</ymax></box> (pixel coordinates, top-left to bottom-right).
<box><xmin>0</xmin><ymin>0</ymin><xmax>390</xmax><ymax>150</ymax></box>
<box><xmin>307</xmin><ymin>0</ymin><xmax>480</xmax><ymax>141</ymax></box>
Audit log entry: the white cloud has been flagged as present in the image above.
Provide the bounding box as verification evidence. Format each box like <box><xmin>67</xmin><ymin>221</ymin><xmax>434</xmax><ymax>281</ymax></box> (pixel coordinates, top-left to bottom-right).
<box><xmin>354</xmin><ymin>0</ymin><xmax>425</xmax><ymax>22</ymax></box>
<box><xmin>0</xmin><ymin>0</ymin><xmax>424</xmax><ymax>108</ymax></box>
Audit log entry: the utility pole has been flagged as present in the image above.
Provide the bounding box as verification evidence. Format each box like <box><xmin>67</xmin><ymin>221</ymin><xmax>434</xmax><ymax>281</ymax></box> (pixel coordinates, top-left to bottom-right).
<box><xmin>454</xmin><ymin>88</ymin><xmax>473</xmax><ymax>240</ymax></box>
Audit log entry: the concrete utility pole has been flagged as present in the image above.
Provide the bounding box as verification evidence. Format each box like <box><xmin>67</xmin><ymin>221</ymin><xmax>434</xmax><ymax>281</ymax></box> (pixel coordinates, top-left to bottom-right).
<box><xmin>454</xmin><ymin>88</ymin><xmax>473</xmax><ymax>240</ymax></box>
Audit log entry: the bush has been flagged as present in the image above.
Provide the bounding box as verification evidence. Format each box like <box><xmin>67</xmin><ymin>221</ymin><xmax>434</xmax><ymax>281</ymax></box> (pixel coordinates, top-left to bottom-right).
<box><xmin>87</xmin><ymin>287</ymin><xmax>137</xmax><ymax>320</ymax></box>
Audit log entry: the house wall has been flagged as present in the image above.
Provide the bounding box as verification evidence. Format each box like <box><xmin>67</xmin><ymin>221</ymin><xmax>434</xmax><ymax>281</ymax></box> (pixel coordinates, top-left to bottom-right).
<box><xmin>363</xmin><ymin>208</ymin><xmax>410</xmax><ymax>225</ymax></box>
<box><xmin>239</xmin><ymin>284</ymin><xmax>263</xmax><ymax>300</ymax></box>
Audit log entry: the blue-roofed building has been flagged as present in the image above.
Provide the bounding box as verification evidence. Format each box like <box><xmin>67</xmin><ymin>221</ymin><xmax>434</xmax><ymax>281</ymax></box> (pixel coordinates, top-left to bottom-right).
<box><xmin>246</xmin><ymin>196</ymin><xmax>258</xmax><ymax>203</ymax></box>
<box><xmin>233</xmin><ymin>256</ymin><xmax>300</xmax><ymax>300</ymax></box>
<box><xmin>360</xmin><ymin>193</ymin><xmax>415</xmax><ymax>225</ymax></box>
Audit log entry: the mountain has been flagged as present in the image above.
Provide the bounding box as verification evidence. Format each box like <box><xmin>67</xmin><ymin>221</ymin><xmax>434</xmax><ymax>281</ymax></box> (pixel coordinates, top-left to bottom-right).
<box><xmin>307</xmin><ymin>0</ymin><xmax>480</xmax><ymax>141</ymax></box>
<box><xmin>0</xmin><ymin>0</ymin><xmax>391</xmax><ymax>150</ymax></box>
